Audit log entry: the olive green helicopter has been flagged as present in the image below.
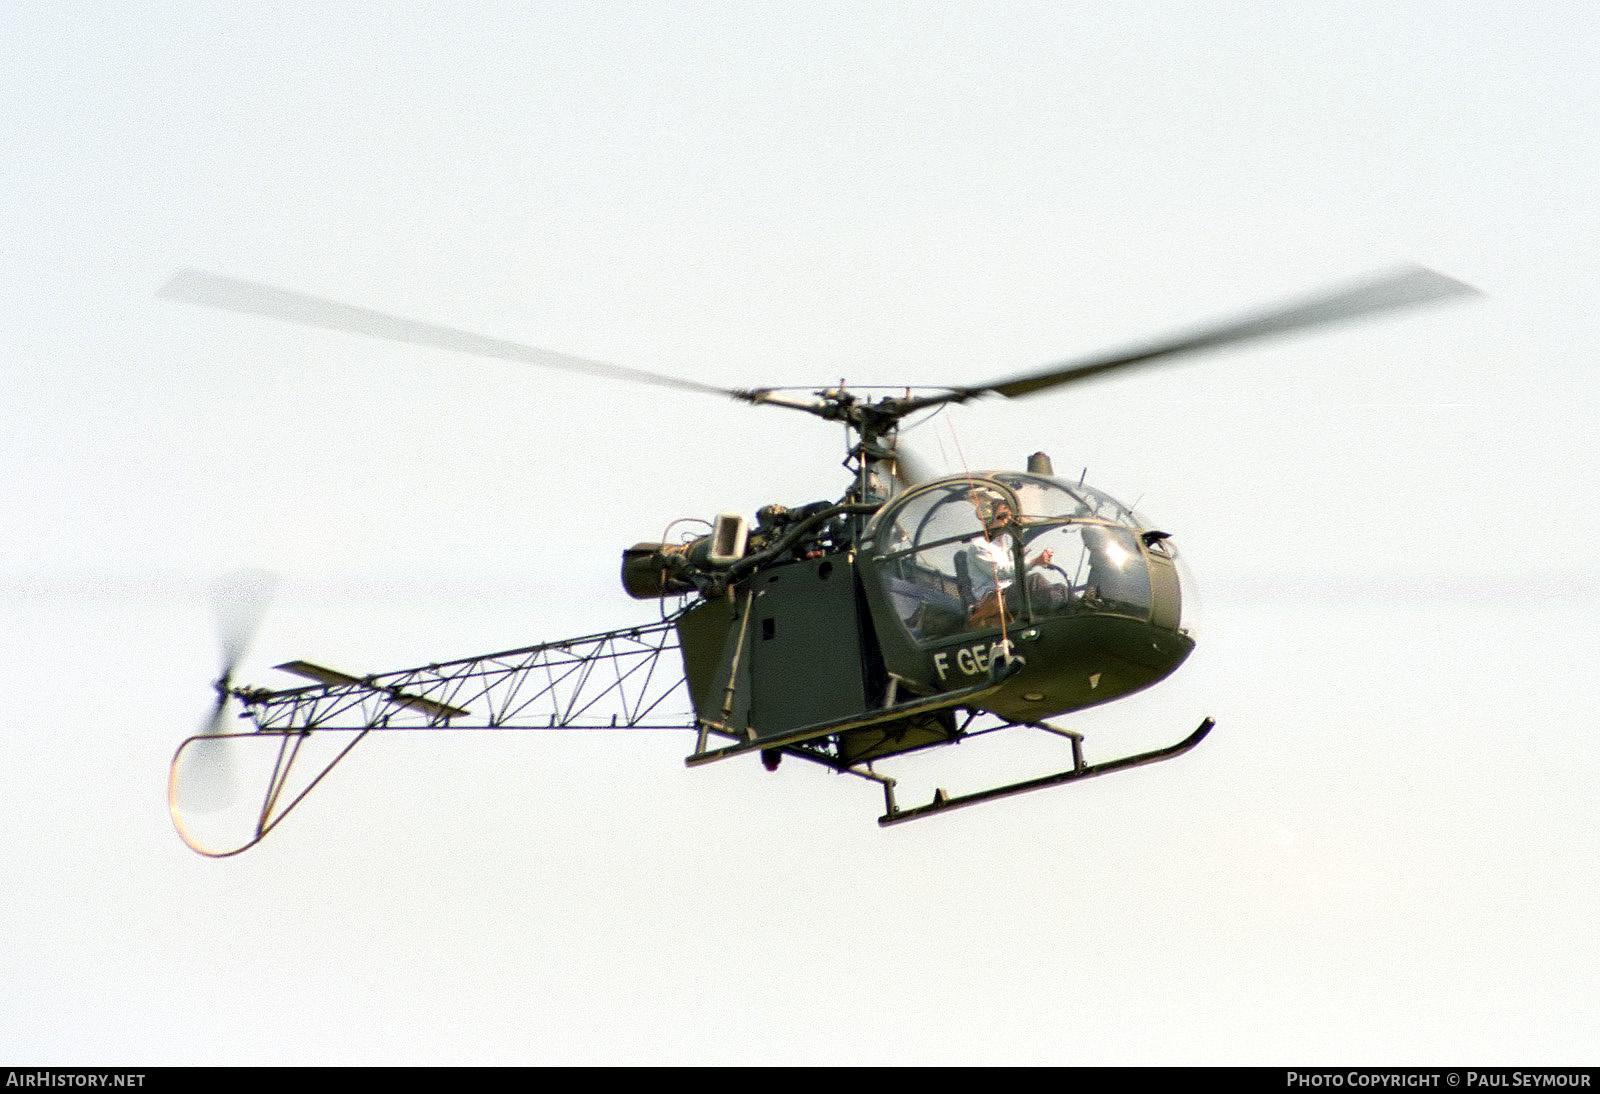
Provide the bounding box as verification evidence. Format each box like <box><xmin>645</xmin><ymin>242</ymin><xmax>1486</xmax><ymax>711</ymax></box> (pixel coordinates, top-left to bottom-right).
<box><xmin>163</xmin><ymin>265</ymin><xmax>1474</xmax><ymax>856</ymax></box>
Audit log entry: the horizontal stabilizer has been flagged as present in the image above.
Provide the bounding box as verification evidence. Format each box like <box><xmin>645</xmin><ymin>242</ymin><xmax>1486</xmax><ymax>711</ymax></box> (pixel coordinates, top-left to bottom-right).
<box><xmin>275</xmin><ymin>660</ymin><xmax>470</xmax><ymax>720</ymax></box>
<box><xmin>275</xmin><ymin>660</ymin><xmax>363</xmax><ymax>686</ymax></box>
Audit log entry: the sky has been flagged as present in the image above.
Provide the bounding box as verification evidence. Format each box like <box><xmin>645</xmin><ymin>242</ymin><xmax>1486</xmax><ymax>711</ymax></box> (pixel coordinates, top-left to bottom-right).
<box><xmin>3</xmin><ymin>0</ymin><xmax>1598</xmax><ymax>1064</ymax></box>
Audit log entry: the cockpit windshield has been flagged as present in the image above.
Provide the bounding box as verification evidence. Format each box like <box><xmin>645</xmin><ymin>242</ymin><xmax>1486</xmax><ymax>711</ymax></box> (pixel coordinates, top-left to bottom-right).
<box><xmin>864</xmin><ymin>474</ymin><xmax>1158</xmax><ymax>642</ymax></box>
<box><xmin>990</xmin><ymin>472</ymin><xmax>1148</xmax><ymax>527</ymax></box>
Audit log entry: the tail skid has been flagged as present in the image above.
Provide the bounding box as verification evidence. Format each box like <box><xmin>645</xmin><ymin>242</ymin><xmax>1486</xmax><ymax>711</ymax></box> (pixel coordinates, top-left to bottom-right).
<box><xmin>168</xmin><ymin>727</ymin><xmax>370</xmax><ymax>858</ymax></box>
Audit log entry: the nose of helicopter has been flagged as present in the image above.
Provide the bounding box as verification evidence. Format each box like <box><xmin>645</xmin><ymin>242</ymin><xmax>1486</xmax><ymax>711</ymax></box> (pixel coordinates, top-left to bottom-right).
<box><xmin>980</xmin><ymin>607</ymin><xmax>1195</xmax><ymax>723</ymax></box>
<box><xmin>994</xmin><ymin>525</ymin><xmax>1198</xmax><ymax>720</ymax></box>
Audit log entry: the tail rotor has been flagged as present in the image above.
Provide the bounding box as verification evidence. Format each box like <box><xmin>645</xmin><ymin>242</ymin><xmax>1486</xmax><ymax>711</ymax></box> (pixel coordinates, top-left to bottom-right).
<box><xmin>176</xmin><ymin>569</ymin><xmax>278</xmax><ymax>813</ymax></box>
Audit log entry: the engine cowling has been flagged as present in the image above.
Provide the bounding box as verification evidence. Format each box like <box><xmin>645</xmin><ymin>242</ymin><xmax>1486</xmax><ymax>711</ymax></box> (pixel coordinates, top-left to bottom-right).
<box><xmin>620</xmin><ymin>540</ymin><xmax>702</xmax><ymax>600</ymax></box>
<box><xmin>620</xmin><ymin>513</ymin><xmax>750</xmax><ymax>599</ymax></box>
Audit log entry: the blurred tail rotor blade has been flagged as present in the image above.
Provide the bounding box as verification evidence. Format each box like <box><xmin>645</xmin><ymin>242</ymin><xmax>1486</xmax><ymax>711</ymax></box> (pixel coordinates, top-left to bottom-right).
<box><xmin>212</xmin><ymin>568</ymin><xmax>278</xmax><ymax>675</ymax></box>
<box><xmin>178</xmin><ymin>569</ymin><xmax>279</xmax><ymax>814</ymax></box>
<box><xmin>176</xmin><ymin>711</ymin><xmax>235</xmax><ymax>814</ymax></box>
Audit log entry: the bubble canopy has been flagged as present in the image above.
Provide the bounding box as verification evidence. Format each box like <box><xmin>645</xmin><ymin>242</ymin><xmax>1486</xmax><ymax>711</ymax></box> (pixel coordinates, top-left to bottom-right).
<box><xmin>860</xmin><ymin>472</ymin><xmax>1193</xmax><ymax>646</ymax></box>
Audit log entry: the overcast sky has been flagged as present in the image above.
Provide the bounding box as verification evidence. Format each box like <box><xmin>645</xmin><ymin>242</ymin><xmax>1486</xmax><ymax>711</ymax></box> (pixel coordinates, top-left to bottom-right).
<box><xmin>4</xmin><ymin>1</ymin><xmax>1597</xmax><ymax>1064</ymax></box>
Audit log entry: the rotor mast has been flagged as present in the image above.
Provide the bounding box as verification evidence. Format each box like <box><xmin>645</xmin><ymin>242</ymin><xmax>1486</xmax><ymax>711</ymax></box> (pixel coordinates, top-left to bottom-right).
<box><xmin>735</xmin><ymin>384</ymin><xmax>935</xmax><ymax>534</ymax></box>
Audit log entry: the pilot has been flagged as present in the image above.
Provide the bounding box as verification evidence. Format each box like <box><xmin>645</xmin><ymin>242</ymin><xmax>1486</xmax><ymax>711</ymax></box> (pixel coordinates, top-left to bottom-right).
<box><xmin>965</xmin><ymin>496</ymin><xmax>1067</xmax><ymax>625</ymax></box>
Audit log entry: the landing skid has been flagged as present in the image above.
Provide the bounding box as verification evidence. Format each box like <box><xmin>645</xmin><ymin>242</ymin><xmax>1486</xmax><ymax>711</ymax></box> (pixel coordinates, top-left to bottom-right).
<box><xmin>872</xmin><ymin>717</ymin><xmax>1214</xmax><ymax>826</ymax></box>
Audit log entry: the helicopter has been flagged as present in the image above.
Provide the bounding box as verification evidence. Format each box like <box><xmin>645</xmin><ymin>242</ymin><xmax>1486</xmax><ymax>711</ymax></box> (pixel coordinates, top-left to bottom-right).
<box><xmin>163</xmin><ymin>265</ymin><xmax>1476</xmax><ymax>856</ymax></box>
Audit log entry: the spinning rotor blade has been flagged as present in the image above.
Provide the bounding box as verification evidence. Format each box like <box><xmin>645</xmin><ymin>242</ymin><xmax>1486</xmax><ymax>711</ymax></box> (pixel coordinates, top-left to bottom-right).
<box><xmin>162</xmin><ymin>265</ymin><xmax>1476</xmax><ymax>431</ymax></box>
<box><xmin>888</xmin><ymin>437</ymin><xmax>939</xmax><ymax>487</ymax></box>
<box><xmin>177</xmin><ymin>569</ymin><xmax>279</xmax><ymax>814</ymax></box>
<box><xmin>213</xmin><ymin>567</ymin><xmax>277</xmax><ymax>675</ymax></box>
<box><xmin>925</xmin><ymin>265</ymin><xmax>1478</xmax><ymax>408</ymax></box>
<box><xmin>179</xmin><ymin>705</ymin><xmax>235</xmax><ymax>814</ymax></box>
<box><xmin>160</xmin><ymin>269</ymin><xmax>737</xmax><ymax>399</ymax></box>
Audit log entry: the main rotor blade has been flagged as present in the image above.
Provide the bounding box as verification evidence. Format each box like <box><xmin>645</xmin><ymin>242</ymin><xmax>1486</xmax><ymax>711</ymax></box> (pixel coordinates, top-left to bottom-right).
<box><xmin>937</xmin><ymin>265</ymin><xmax>1478</xmax><ymax>406</ymax></box>
<box><xmin>888</xmin><ymin>437</ymin><xmax>939</xmax><ymax>487</ymax></box>
<box><xmin>160</xmin><ymin>269</ymin><xmax>737</xmax><ymax>399</ymax></box>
